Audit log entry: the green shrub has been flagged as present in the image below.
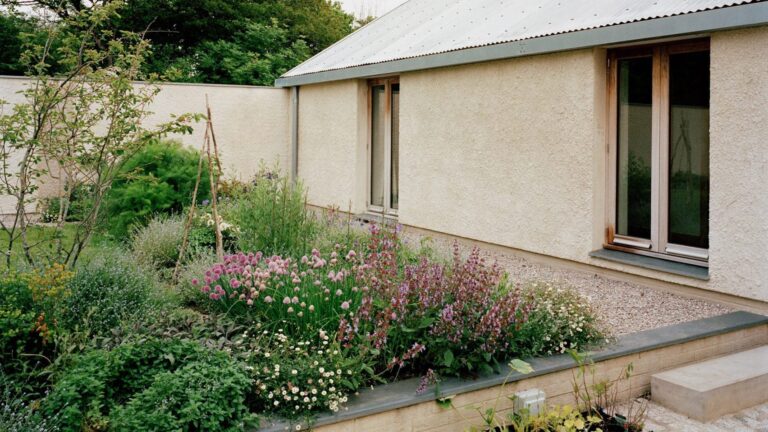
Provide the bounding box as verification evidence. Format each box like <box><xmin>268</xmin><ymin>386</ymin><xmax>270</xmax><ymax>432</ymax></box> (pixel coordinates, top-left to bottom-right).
<box><xmin>42</xmin><ymin>339</ymin><xmax>253</xmax><ymax>431</ymax></box>
<box><xmin>104</xmin><ymin>140</ymin><xmax>209</xmax><ymax>238</ymax></box>
<box><xmin>131</xmin><ymin>215</ymin><xmax>184</xmax><ymax>273</ymax></box>
<box><xmin>0</xmin><ymin>274</ymin><xmax>37</xmax><ymax>360</ymax></box>
<box><xmin>514</xmin><ymin>282</ymin><xmax>605</xmax><ymax>356</ymax></box>
<box><xmin>110</xmin><ymin>358</ymin><xmax>256</xmax><ymax>431</ymax></box>
<box><xmin>61</xmin><ymin>251</ymin><xmax>154</xmax><ymax>335</ymax></box>
<box><xmin>224</xmin><ymin>172</ymin><xmax>317</xmax><ymax>257</ymax></box>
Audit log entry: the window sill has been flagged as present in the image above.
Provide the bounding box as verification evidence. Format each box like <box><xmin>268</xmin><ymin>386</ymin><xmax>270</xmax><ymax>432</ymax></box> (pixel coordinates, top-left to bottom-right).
<box><xmin>355</xmin><ymin>212</ymin><xmax>398</xmax><ymax>224</ymax></box>
<box><xmin>589</xmin><ymin>248</ymin><xmax>709</xmax><ymax>280</ymax></box>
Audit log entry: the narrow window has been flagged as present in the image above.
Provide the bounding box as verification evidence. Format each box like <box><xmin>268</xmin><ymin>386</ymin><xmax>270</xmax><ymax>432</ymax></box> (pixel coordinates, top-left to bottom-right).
<box><xmin>368</xmin><ymin>78</ymin><xmax>399</xmax><ymax>215</ymax></box>
<box><xmin>608</xmin><ymin>41</ymin><xmax>709</xmax><ymax>264</ymax></box>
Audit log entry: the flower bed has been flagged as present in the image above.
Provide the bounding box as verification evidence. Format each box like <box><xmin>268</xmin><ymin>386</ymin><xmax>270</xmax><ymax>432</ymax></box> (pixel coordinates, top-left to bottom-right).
<box><xmin>2</xmin><ymin>174</ymin><xmax>607</xmax><ymax>431</ymax></box>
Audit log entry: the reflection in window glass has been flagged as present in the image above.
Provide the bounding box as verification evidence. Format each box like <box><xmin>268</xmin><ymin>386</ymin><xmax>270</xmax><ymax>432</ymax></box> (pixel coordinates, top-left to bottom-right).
<box><xmin>390</xmin><ymin>84</ymin><xmax>400</xmax><ymax>209</ymax></box>
<box><xmin>668</xmin><ymin>51</ymin><xmax>709</xmax><ymax>248</ymax></box>
<box><xmin>617</xmin><ymin>57</ymin><xmax>653</xmax><ymax>239</ymax></box>
<box><xmin>370</xmin><ymin>85</ymin><xmax>386</xmax><ymax>207</ymax></box>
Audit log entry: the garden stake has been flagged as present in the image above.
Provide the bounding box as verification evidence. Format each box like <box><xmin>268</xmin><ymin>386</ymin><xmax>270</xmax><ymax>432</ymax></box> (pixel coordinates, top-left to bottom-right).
<box><xmin>173</xmin><ymin>96</ymin><xmax>225</xmax><ymax>282</ymax></box>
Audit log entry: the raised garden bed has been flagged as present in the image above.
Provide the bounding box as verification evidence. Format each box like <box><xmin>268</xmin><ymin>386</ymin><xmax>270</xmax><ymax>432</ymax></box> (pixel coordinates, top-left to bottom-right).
<box><xmin>259</xmin><ymin>312</ymin><xmax>768</xmax><ymax>431</ymax></box>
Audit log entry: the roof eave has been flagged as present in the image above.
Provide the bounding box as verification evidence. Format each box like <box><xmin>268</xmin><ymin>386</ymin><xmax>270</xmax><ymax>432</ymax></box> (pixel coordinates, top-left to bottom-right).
<box><xmin>275</xmin><ymin>2</ymin><xmax>768</xmax><ymax>88</ymax></box>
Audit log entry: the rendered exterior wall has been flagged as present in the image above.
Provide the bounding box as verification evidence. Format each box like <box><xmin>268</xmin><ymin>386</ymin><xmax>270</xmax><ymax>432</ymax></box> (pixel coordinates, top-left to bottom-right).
<box><xmin>297</xmin><ymin>80</ymin><xmax>368</xmax><ymax>212</ymax></box>
<box><xmin>295</xmin><ymin>27</ymin><xmax>768</xmax><ymax>304</ymax></box>
<box><xmin>0</xmin><ymin>77</ymin><xmax>291</xmax><ymax>214</ymax></box>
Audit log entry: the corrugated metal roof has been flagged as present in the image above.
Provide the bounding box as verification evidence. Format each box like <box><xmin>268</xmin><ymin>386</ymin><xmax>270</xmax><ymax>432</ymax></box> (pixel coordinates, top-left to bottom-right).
<box><xmin>282</xmin><ymin>0</ymin><xmax>762</xmax><ymax>79</ymax></box>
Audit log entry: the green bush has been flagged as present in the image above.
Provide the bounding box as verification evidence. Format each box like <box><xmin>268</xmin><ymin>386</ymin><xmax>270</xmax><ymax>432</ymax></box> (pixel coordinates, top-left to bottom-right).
<box><xmin>61</xmin><ymin>251</ymin><xmax>154</xmax><ymax>335</ymax></box>
<box><xmin>131</xmin><ymin>215</ymin><xmax>184</xmax><ymax>273</ymax></box>
<box><xmin>110</xmin><ymin>358</ymin><xmax>256</xmax><ymax>431</ymax></box>
<box><xmin>41</xmin><ymin>339</ymin><xmax>254</xmax><ymax>431</ymax></box>
<box><xmin>104</xmin><ymin>140</ymin><xmax>209</xmax><ymax>238</ymax></box>
<box><xmin>0</xmin><ymin>274</ymin><xmax>37</xmax><ymax>360</ymax></box>
<box><xmin>224</xmin><ymin>172</ymin><xmax>317</xmax><ymax>257</ymax></box>
<box><xmin>514</xmin><ymin>282</ymin><xmax>605</xmax><ymax>356</ymax></box>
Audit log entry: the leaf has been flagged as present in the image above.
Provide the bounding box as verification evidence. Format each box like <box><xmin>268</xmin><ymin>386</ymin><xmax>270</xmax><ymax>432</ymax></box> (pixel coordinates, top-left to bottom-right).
<box><xmin>443</xmin><ymin>350</ymin><xmax>454</xmax><ymax>368</ymax></box>
<box><xmin>436</xmin><ymin>395</ymin><xmax>455</xmax><ymax>409</ymax></box>
<box><xmin>163</xmin><ymin>353</ymin><xmax>175</xmax><ymax>365</ymax></box>
<box><xmin>369</xmin><ymin>348</ymin><xmax>380</xmax><ymax>356</ymax></box>
<box><xmin>508</xmin><ymin>359</ymin><xmax>534</xmax><ymax>375</ymax></box>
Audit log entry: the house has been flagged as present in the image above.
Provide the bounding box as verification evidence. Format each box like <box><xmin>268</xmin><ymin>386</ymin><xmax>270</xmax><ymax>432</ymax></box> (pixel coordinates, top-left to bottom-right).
<box><xmin>274</xmin><ymin>0</ymin><xmax>768</xmax><ymax>309</ymax></box>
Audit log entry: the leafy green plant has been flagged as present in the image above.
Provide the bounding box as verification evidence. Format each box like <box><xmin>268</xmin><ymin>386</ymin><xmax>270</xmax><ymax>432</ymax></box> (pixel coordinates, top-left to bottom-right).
<box><xmin>131</xmin><ymin>215</ymin><xmax>184</xmax><ymax>274</ymax></box>
<box><xmin>60</xmin><ymin>251</ymin><xmax>154</xmax><ymax>335</ymax></box>
<box><xmin>224</xmin><ymin>171</ymin><xmax>317</xmax><ymax>257</ymax></box>
<box><xmin>0</xmin><ymin>273</ymin><xmax>38</xmax><ymax>360</ymax></box>
<box><xmin>38</xmin><ymin>183</ymin><xmax>94</xmax><ymax>223</ymax></box>
<box><xmin>41</xmin><ymin>338</ymin><xmax>253</xmax><ymax>431</ymax></box>
<box><xmin>110</xmin><ymin>355</ymin><xmax>257</xmax><ymax>431</ymax></box>
<box><xmin>104</xmin><ymin>140</ymin><xmax>209</xmax><ymax>238</ymax></box>
<box><xmin>513</xmin><ymin>283</ymin><xmax>605</xmax><ymax>357</ymax></box>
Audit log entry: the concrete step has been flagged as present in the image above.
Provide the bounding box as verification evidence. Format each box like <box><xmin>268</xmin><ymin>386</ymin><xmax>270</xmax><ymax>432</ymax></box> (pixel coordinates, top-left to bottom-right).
<box><xmin>650</xmin><ymin>345</ymin><xmax>768</xmax><ymax>422</ymax></box>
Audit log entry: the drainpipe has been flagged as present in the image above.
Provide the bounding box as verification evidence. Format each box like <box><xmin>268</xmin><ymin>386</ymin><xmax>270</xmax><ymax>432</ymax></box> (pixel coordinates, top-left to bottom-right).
<box><xmin>290</xmin><ymin>86</ymin><xmax>299</xmax><ymax>184</ymax></box>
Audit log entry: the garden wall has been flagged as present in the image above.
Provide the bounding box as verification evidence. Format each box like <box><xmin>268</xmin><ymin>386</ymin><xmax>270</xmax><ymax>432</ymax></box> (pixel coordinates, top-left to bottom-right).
<box><xmin>0</xmin><ymin>76</ymin><xmax>291</xmax><ymax>215</ymax></box>
<box><xmin>260</xmin><ymin>312</ymin><xmax>768</xmax><ymax>432</ymax></box>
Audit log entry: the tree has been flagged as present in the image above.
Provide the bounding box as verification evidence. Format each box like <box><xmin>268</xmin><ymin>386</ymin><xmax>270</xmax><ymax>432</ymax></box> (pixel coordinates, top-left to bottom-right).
<box><xmin>2</xmin><ymin>0</ymin><xmax>355</xmax><ymax>85</ymax></box>
<box><xmin>0</xmin><ymin>1</ymin><xmax>199</xmax><ymax>267</ymax></box>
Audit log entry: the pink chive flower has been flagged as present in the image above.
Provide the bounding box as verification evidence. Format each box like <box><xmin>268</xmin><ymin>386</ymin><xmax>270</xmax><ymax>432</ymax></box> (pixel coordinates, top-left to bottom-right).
<box><xmin>341</xmin><ymin>301</ymin><xmax>350</xmax><ymax>310</ymax></box>
<box><xmin>191</xmin><ymin>278</ymin><xmax>199</xmax><ymax>286</ymax></box>
<box><xmin>264</xmin><ymin>296</ymin><xmax>273</xmax><ymax>303</ymax></box>
<box><xmin>283</xmin><ymin>297</ymin><xmax>291</xmax><ymax>305</ymax></box>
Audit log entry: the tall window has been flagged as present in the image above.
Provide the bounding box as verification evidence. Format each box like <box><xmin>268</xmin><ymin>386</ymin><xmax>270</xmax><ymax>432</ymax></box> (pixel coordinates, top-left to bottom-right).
<box><xmin>369</xmin><ymin>78</ymin><xmax>399</xmax><ymax>215</ymax></box>
<box><xmin>608</xmin><ymin>41</ymin><xmax>710</xmax><ymax>264</ymax></box>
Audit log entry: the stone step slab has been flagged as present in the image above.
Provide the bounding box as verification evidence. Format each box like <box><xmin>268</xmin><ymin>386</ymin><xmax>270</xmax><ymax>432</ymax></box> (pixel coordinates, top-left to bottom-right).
<box><xmin>651</xmin><ymin>345</ymin><xmax>768</xmax><ymax>422</ymax></box>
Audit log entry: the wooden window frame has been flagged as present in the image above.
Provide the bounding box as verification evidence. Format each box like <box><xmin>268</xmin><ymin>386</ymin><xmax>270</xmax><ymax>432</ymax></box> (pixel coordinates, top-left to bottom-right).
<box><xmin>367</xmin><ymin>77</ymin><xmax>399</xmax><ymax>216</ymax></box>
<box><xmin>605</xmin><ymin>39</ymin><xmax>710</xmax><ymax>267</ymax></box>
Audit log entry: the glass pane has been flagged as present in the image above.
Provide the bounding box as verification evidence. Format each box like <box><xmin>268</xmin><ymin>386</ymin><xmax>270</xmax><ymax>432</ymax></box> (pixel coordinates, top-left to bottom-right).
<box><xmin>668</xmin><ymin>51</ymin><xmax>709</xmax><ymax>249</ymax></box>
<box><xmin>370</xmin><ymin>85</ymin><xmax>386</xmax><ymax>207</ymax></box>
<box><xmin>616</xmin><ymin>57</ymin><xmax>653</xmax><ymax>239</ymax></box>
<box><xmin>390</xmin><ymin>84</ymin><xmax>400</xmax><ymax>210</ymax></box>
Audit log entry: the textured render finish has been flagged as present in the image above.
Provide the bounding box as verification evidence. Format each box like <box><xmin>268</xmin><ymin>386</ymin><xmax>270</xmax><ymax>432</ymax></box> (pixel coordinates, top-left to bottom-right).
<box><xmin>293</xmin><ymin>30</ymin><xmax>768</xmax><ymax>303</ymax></box>
<box><xmin>399</xmin><ymin>49</ymin><xmax>598</xmax><ymax>263</ymax></box>
<box><xmin>0</xmin><ymin>78</ymin><xmax>291</xmax><ymax>213</ymax></box>
<box><xmin>296</xmin><ymin>80</ymin><xmax>368</xmax><ymax>212</ymax></box>
<box><xmin>708</xmin><ymin>26</ymin><xmax>768</xmax><ymax>302</ymax></box>
<box><xmin>141</xmin><ymin>82</ymin><xmax>290</xmax><ymax>180</ymax></box>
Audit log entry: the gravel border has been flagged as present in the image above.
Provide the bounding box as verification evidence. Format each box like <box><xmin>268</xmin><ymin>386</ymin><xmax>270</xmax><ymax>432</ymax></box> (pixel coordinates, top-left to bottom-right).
<box><xmin>401</xmin><ymin>229</ymin><xmax>734</xmax><ymax>336</ymax></box>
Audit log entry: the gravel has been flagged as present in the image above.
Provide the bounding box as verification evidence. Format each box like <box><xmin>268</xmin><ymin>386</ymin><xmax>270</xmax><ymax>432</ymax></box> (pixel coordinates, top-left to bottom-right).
<box><xmin>401</xmin><ymin>230</ymin><xmax>734</xmax><ymax>336</ymax></box>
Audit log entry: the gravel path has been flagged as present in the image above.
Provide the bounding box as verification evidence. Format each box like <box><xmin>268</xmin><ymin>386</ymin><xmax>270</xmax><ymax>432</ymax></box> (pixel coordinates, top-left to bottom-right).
<box><xmin>626</xmin><ymin>398</ymin><xmax>768</xmax><ymax>431</ymax></box>
<box><xmin>402</xmin><ymin>230</ymin><xmax>734</xmax><ymax>336</ymax></box>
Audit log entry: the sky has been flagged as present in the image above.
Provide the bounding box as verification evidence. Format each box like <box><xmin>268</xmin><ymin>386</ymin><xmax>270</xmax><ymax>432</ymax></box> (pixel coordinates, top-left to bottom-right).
<box><xmin>339</xmin><ymin>0</ymin><xmax>408</xmax><ymax>18</ymax></box>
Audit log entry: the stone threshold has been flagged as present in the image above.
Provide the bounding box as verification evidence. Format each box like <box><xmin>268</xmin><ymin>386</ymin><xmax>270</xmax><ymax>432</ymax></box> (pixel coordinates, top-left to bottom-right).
<box><xmin>257</xmin><ymin>311</ymin><xmax>767</xmax><ymax>431</ymax></box>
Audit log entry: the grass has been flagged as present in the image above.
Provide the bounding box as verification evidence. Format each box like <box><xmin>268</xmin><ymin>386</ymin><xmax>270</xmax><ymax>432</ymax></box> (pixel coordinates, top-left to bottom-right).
<box><xmin>0</xmin><ymin>224</ymin><xmax>108</xmax><ymax>269</ymax></box>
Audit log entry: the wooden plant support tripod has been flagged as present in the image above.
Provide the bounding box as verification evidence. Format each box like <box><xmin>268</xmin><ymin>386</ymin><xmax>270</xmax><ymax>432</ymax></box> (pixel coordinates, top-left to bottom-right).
<box><xmin>173</xmin><ymin>96</ymin><xmax>224</xmax><ymax>283</ymax></box>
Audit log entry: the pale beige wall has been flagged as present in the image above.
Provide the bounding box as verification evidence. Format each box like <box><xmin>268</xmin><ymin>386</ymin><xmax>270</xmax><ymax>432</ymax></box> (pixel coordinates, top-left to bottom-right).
<box><xmin>0</xmin><ymin>77</ymin><xmax>291</xmax><ymax>214</ymax></box>
<box><xmin>708</xmin><ymin>26</ymin><xmax>768</xmax><ymax>302</ymax></box>
<box><xmin>399</xmin><ymin>49</ymin><xmax>599</xmax><ymax>262</ymax></box>
<box><xmin>297</xmin><ymin>79</ymin><xmax>368</xmax><ymax>212</ymax></box>
<box><xmin>294</xmin><ymin>27</ymin><xmax>768</xmax><ymax>304</ymax></box>
<box><xmin>138</xmin><ymin>82</ymin><xmax>290</xmax><ymax>180</ymax></box>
